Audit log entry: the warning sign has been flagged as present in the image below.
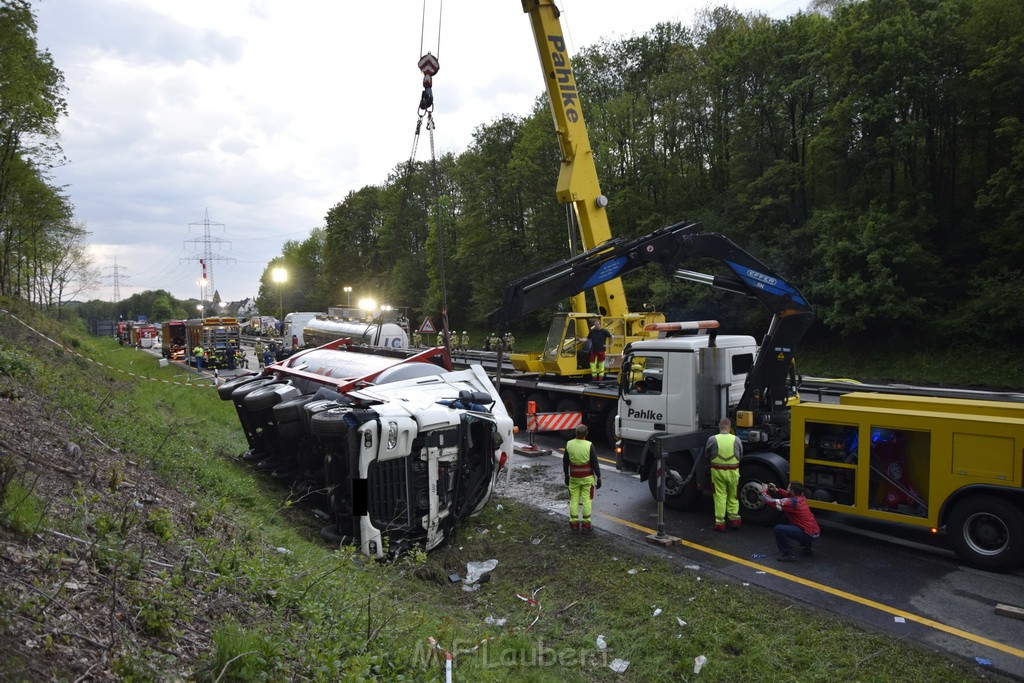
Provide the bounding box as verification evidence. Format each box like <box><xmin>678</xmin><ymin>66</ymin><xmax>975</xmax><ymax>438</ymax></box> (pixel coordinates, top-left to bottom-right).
<box><xmin>418</xmin><ymin>316</ymin><xmax>436</xmax><ymax>334</ymax></box>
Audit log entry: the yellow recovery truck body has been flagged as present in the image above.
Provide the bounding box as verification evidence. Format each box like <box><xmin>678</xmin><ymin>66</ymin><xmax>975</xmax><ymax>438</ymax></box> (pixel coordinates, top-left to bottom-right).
<box><xmin>790</xmin><ymin>392</ymin><xmax>1024</xmax><ymax>570</ymax></box>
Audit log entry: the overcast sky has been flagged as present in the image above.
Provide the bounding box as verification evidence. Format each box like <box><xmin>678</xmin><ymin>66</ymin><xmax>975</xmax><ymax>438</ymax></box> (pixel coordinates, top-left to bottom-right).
<box><xmin>31</xmin><ymin>0</ymin><xmax>810</xmax><ymax>306</ymax></box>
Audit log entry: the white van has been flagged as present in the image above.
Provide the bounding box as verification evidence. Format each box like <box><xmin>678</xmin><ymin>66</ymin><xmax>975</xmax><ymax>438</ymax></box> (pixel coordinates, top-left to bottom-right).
<box><xmin>283</xmin><ymin>312</ymin><xmax>323</xmax><ymax>347</ymax></box>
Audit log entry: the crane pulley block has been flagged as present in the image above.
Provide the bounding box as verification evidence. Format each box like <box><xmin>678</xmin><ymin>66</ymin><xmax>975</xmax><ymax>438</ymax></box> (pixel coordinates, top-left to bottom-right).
<box><xmin>418</xmin><ymin>52</ymin><xmax>440</xmax><ymax>77</ymax></box>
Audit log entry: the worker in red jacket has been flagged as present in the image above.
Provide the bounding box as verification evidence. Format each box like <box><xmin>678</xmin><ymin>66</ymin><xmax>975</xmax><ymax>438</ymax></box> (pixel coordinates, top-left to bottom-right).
<box><xmin>760</xmin><ymin>481</ymin><xmax>820</xmax><ymax>562</ymax></box>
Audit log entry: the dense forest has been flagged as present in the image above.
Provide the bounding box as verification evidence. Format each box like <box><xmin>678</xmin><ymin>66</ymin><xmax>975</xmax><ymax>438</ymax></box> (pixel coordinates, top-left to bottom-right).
<box><xmin>255</xmin><ymin>0</ymin><xmax>1023</xmax><ymax>351</ymax></box>
<box><xmin>2</xmin><ymin>0</ymin><xmax>1022</xmax><ymax>352</ymax></box>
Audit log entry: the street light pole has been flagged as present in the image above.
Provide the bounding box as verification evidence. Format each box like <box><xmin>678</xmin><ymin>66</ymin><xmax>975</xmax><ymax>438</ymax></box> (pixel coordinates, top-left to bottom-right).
<box><xmin>272</xmin><ymin>267</ymin><xmax>287</xmax><ymax>323</ymax></box>
<box><xmin>344</xmin><ymin>286</ymin><xmax>352</xmax><ymax>309</ymax></box>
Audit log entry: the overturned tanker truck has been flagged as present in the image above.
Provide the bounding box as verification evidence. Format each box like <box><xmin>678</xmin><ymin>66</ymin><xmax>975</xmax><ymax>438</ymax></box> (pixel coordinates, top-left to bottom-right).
<box><xmin>217</xmin><ymin>338</ymin><xmax>514</xmax><ymax>558</ymax></box>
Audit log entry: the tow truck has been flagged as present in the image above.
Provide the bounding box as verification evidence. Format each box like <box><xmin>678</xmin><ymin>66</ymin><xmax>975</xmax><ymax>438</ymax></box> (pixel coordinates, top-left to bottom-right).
<box><xmin>491</xmin><ymin>219</ymin><xmax>1024</xmax><ymax>570</ymax></box>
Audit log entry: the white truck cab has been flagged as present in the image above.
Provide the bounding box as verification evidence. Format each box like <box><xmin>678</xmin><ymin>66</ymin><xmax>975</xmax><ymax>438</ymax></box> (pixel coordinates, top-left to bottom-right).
<box><xmin>617</xmin><ymin>334</ymin><xmax>757</xmax><ymax>450</ymax></box>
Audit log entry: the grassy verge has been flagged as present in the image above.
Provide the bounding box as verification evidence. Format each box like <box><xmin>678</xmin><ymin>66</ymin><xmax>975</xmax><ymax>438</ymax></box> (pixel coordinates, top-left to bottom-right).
<box><xmin>0</xmin><ymin>301</ymin><xmax>994</xmax><ymax>680</ymax></box>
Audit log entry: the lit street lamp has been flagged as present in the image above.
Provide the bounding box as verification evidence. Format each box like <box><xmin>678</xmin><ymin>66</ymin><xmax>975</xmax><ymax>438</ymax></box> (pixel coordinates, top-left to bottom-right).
<box><xmin>196</xmin><ymin>303</ymin><xmax>204</xmax><ymax>318</ymax></box>
<box><xmin>272</xmin><ymin>267</ymin><xmax>287</xmax><ymax>322</ymax></box>
<box><xmin>344</xmin><ymin>286</ymin><xmax>352</xmax><ymax>308</ymax></box>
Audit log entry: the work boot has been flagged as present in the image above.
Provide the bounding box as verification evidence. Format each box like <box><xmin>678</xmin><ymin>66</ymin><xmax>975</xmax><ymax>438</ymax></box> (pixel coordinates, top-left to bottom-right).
<box><xmin>729</xmin><ymin>519</ymin><xmax>742</xmax><ymax>530</ymax></box>
<box><xmin>569</xmin><ymin>520</ymin><xmax>580</xmax><ymax>530</ymax></box>
<box><xmin>582</xmin><ymin>521</ymin><xmax>592</xmax><ymax>531</ymax></box>
<box><xmin>713</xmin><ymin>523</ymin><xmax>726</xmax><ymax>533</ymax></box>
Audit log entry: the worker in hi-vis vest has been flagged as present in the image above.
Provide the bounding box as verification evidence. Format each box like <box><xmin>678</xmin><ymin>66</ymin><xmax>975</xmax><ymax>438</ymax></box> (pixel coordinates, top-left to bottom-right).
<box><xmin>706</xmin><ymin>417</ymin><xmax>744</xmax><ymax>532</ymax></box>
<box><xmin>563</xmin><ymin>424</ymin><xmax>602</xmax><ymax>531</ymax></box>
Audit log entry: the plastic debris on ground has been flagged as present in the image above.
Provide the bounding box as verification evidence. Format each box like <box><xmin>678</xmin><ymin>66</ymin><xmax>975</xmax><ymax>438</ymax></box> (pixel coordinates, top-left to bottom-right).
<box><xmin>464</xmin><ymin>559</ymin><xmax>498</xmax><ymax>584</ymax></box>
<box><xmin>653</xmin><ymin>607</ymin><xmax>662</xmax><ymax>617</ymax></box>
<box><xmin>975</xmin><ymin>657</ymin><xmax>993</xmax><ymax>666</ymax></box>
<box><xmin>685</xmin><ymin>564</ymin><xmax>700</xmax><ymax>570</ymax></box>
<box><xmin>484</xmin><ymin>616</ymin><xmax>507</xmax><ymax>626</ymax></box>
<box><xmin>517</xmin><ymin>586</ymin><xmax>545</xmax><ymax>630</ymax></box>
<box><xmin>751</xmin><ymin>553</ymin><xmax>768</xmax><ymax>559</ymax></box>
<box><xmin>628</xmin><ymin>568</ymin><xmax>638</xmax><ymax>575</ymax></box>
<box><xmin>756</xmin><ymin>571</ymin><xmax>766</xmax><ymax>575</ymax></box>
<box><xmin>495</xmin><ymin>504</ymin><xmax>503</xmax><ymax>511</ymax></box>
<box><xmin>694</xmin><ymin>654</ymin><xmax>708</xmax><ymax>674</ymax></box>
<box><xmin>677</xmin><ymin>617</ymin><xmax>687</xmax><ymax>627</ymax></box>
<box><xmin>609</xmin><ymin>658</ymin><xmax>630</xmax><ymax>673</ymax></box>
<box><xmin>596</xmin><ymin>634</ymin><xmax>607</xmax><ymax>650</ymax></box>
<box><xmin>894</xmin><ymin>616</ymin><xmax>906</xmax><ymax>623</ymax></box>
<box><xmin>531</xmin><ymin>535</ymin><xmax>545</xmax><ymax>545</ymax></box>
<box><xmin>462</xmin><ymin>583</ymin><xmax>481</xmax><ymax>592</ymax></box>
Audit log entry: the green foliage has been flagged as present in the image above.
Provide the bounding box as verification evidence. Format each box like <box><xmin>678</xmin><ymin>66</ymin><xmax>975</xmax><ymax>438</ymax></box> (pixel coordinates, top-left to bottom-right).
<box><xmin>236</xmin><ymin>0</ymin><xmax>1024</xmax><ymax>355</ymax></box>
<box><xmin>202</xmin><ymin>623</ymin><xmax>277</xmax><ymax>682</ymax></box>
<box><xmin>0</xmin><ymin>470</ymin><xmax>46</xmax><ymax>536</ymax></box>
<box><xmin>145</xmin><ymin>507</ymin><xmax>176</xmax><ymax>542</ymax></box>
<box><xmin>0</xmin><ymin>344</ymin><xmax>37</xmax><ymax>379</ymax></box>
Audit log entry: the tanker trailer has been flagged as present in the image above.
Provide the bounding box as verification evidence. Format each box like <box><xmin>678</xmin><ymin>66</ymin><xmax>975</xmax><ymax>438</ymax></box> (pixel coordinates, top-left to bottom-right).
<box><xmin>302</xmin><ymin>316</ymin><xmax>409</xmax><ymax>349</ymax></box>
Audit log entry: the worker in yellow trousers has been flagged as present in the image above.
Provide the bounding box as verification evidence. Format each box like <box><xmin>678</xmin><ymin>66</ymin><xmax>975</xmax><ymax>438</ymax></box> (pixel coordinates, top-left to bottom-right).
<box><xmin>706</xmin><ymin>417</ymin><xmax>744</xmax><ymax>532</ymax></box>
<box><xmin>563</xmin><ymin>424</ymin><xmax>602</xmax><ymax>530</ymax></box>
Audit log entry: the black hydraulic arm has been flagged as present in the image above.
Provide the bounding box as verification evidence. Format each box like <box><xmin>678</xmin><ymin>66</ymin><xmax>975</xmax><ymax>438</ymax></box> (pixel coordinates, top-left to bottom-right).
<box><xmin>487</xmin><ymin>219</ymin><xmax>815</xmax><ymax>418</ymax></box>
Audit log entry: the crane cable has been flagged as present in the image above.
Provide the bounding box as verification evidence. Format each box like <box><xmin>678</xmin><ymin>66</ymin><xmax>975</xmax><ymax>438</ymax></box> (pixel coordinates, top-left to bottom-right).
<box><xmin>394</xmin><ymin>1</ymin><xmax>453</xmax><ymax>355</ymax></box>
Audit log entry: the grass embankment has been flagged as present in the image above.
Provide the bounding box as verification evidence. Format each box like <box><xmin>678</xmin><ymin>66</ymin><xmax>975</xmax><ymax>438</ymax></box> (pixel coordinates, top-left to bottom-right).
<box><xmin>0</xmin><ymin>303</ymin><xmax>991</xmax><ymax>681</ymax></box>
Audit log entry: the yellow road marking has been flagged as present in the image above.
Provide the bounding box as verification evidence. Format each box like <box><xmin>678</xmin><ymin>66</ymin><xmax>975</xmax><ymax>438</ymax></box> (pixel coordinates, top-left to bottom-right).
<box><xmin>597</xmin><ymin>512</ymin><xmax>1024</xmax><ymax>660</ymax></box>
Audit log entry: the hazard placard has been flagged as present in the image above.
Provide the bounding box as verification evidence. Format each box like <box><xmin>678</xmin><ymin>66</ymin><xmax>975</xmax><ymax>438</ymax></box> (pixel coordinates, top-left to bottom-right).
<box><xmin>418</xmin><ymin>316</ymin><xmax>436</xmax><ymax>334</ymax></box>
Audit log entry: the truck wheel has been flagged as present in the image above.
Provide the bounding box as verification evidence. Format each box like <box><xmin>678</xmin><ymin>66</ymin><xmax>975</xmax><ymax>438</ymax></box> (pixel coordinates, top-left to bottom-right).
<box><xmin>245</xmin><ymin>385</ymin><xmax>285</xmax><ymax>412</ymax></box>
<box><xmin>311</xmin><ymin>408</ymin><xmax>350</xmax><ymax>439</ymax></box>
<box><xmin>500</xmin><ymin>389</ymin><xmax>523</xmax><ymax>428</ymax></box>
<box><xmin>648</xmin><ymin>453</ymin><xmax>700</xmax><ymax>511</ymax></box>
<box><xmin>277</xmin><ymin>419</ymin><xmax>304</xmax><ymax>439</ymax></box>
<box><xmin>216</xmin><ymin>373</ymin><xmax>260</xmax><ymax>401</ymax></box>
<box><xmin>947</xmin><ymin>497</ymin><xmax>1024</xmax><ymax>571</ymax></box>
<box><xmin>738</xmin><ymin>464</ymin><xmax>783</xmax><ymax>526</ymax></box>
<box><xmin>555</xmin><ymin>398</ymin><xmax>582</xmax><ymax>440</ymax></box>
<box><xmin>603</xmin><ymin>408</ymin><xmax>617</xmax><ymax>447</ymax></box>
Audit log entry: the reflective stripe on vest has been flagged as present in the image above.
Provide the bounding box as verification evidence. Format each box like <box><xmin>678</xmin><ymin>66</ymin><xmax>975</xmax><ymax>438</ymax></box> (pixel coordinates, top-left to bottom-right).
<box><xmin>712</xmin><ymin>433</ymin><xmax>739</xmax><ymax>467</ymax></box>
<box><xmin>567</xmin><ymin>439</ymin><xmax>593</xmax><ymax>478</ymax></box>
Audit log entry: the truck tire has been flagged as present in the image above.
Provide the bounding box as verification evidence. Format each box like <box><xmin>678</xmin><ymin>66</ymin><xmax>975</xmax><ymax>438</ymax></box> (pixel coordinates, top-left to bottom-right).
<box><xmin>216</xmin><ymin>373</ymin><xmax>261</xmax><ymax>401</ymax></box>
<box><xmin>738</xmin><ymin>464</ymin><xmax>784</xmax><ymax>525</ymax></box>
<box><xmin>311</xmin><ymin>408</ymin><xmax>350</xmax><ymax>439</ymax></box>
<box><xmin>947</xmin><ymin>496</ymin><xmax>1024</xmax><ymax>571</ymax></box>
<box><xmin>603</xmin><ymin>408</ymin><xmax>617</xmax><ymax>447</ymax></box>
<box><xmin>245</xmin><ymin>385</ymin><xmax>286</xmax><ymax>412</ymax></box>
<box><xmin>277</xmin><ymin>420</ymin><xmax>305</xmax><ymax>439</ymax></box>
<box><xmin>500</xmin><ymin>389</ymin><xmax>523</xmax><ymax>429</ymax></box>
<box><xmin>648</xmin><ymin>452</ymin><xmax>700</xmax><ymax>511</ymax></box>
<box><xmin>555</xmin><ymin>398</ymin><xmax>582</xmax><ymax>440</ymax></box>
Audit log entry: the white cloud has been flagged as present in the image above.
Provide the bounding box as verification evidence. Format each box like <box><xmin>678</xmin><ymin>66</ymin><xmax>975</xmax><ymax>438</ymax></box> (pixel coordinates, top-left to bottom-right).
<box><xmin>33</xmin><ymin>0</ymin><xmax>810</xmax><ymax>304</ymax></box>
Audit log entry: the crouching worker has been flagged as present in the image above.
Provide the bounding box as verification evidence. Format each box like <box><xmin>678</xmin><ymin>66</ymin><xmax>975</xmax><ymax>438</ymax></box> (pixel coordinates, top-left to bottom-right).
<box><xmin>760</xmin><ymin>481</ymin><xmax>820</xmax><ymax>562</ymax></box>
<box><xmin>564</xmin><ymin>424</ymin><xmax>602</xmax><ymax>531</ymax></box>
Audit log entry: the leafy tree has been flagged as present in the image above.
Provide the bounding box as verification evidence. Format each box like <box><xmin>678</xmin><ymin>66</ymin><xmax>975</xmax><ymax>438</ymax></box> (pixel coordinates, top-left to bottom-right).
<box><xmin>0</xmin><ymin>0</ymin><xmax>68</xmax><ymax>298</ymax></box>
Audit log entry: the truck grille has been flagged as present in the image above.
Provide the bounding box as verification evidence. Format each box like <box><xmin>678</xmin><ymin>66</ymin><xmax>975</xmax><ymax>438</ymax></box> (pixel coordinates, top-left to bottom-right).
<box><xmin>368</xmin><ymin>458</ymin><xmax>411</xmax><ymax>529</ymax></box>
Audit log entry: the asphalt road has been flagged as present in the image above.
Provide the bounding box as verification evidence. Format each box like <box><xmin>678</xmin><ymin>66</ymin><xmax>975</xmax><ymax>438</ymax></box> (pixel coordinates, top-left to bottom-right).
<box><xmin>507</xmin><ymin>432</ymin><xmax>1024</xmax><ymax>681</ymax></box>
